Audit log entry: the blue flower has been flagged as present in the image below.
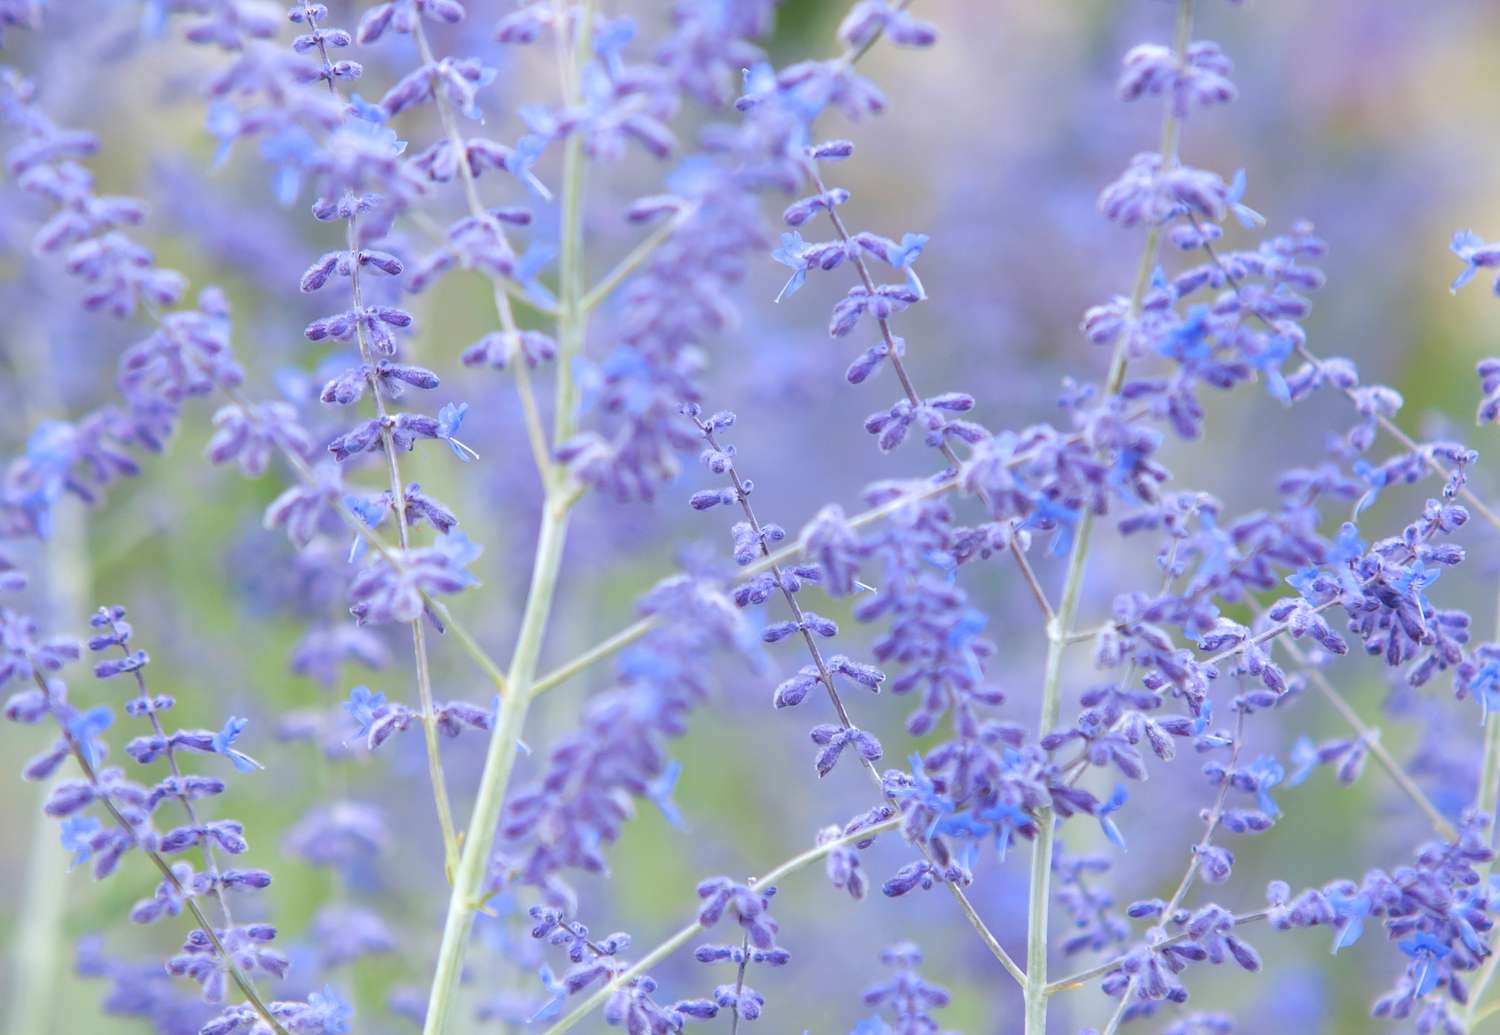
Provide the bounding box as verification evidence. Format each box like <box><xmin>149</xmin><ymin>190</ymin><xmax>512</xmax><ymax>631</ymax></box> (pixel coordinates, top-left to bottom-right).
<box><xmin>67</xmin><ymin>706</ymin><xmax>113</xmax><ymax>770</ymax></box>
<box><xmin>592</xmin><ymin>15</ymin><xmax>636</xmax><ymax>77</ymax></box>
<box><xmin>933</xmin><ymin>812</ymin><xmax>991</xmax><ymax>871</ymax></box>
<box><xmin>1398</xmin><ymin>932</ymin><xmax>1451</xmax><ymax>997</ymax></box>
<box><xmin>976</xmin><ymin>801</ymin><xmax>1029</xmax><ymax>862</ymax></box>
<box><xmin>1021</xmin><ymin>493</ymin><xmax>1079</xmax><ymax>557</ymax></box>
<box><xmin>1190</xmin><ymin>700</ymin><xmax>1232</xmax><ymax>749</ymax></box>
<box><xmin>1158</xmin><ymin>304</ymin><xmax>1213</xmax><ymax>363</ymax></box>
<box><xmin>344</xmin><ymin>493</ymin><xmax>389</xmax><ymax>562</ymax></box>
<box><xmin>1286</xmin><ymin>736</ymin><xmax>1319</xmax><ymax>787</ymax></box>
<box><xmin>1352</xmin><ymin>459</ymin><xmax>1387</xmax><ymax>517</ymax></box>
<box><xmin>436</xmin><ymin>402</ymin><xmax>479</xmax><ymax>462</ymax></box>
<box><xmin>1450</xmin><ymin>229</ymin><xmax>1500</xmax><ymax>293</ymax></box>
<box><xmin>1329</xmin><ymin>891</ymin><xmax>1371</xmax><ymax>954</ymax></box>
<box><xmin>529</xmin><ymin>964</ymin><xmax>567</xmax><ymax>1022</ymax></box>
<box><xmin>1248</xmin><ymin>334</ymin><xmax>1294</xmax><ymax>403</ymax></box>
<box><xmin>1227</xmin><ymin>169</ymin><xmax>1265</xmax><ymax>229</ymax></box>
<box><xmin>1286</xmin><ymin>565</ymin><xmax>1321</xmax><ymax>602</ymax></box>
<box><xmin>771</xmin><ymin>231</ymin><xmax>809</xmax><ymax>302</ymax></box>
<box><xmin>338</xmin><ymin>99</ymin><xmax>407</xmax><ymax>157</ymax></box>
<box><xmin>258</xmin><ymin>125</ymin><xmax>320</xmax><ymax>207</ymax></box>
<box><xmin>1328</xmin><ymin>521</ymin><xmax>1365</xmax><ymax>567</ymax></box>
<box><xmin>1467</xmin><ymin>660</ymin><xmax>1500</xmax><ymax>723</ymax></box>
<box><xmin>646</xmin><ymin>759</ymin><xmax>686</xmax><ymax>830</ymax></box>
<box><xmin>303</xmin><ymin>985</ymin><xmax>354</xmax><ymax>1034</ymax></box>
<box><xmin>945</xmin><ymin>608</ymin><xmax>989</xmax><ymax>683</ymax></box>
<box><xmin>20</xmin><ymin>420</ymin><xmax>74</xmax><ymax>540</ymax></box>
<box><xmin>436</xmin><ymin>529</ymin><xmax>484</xmax><ymax>571</ymax></box>
<box><xmin>1097</xmin><ymin>784</ymin><xmax>1128</xmax><ymax>850</ymax></box>
<box><xmin>1244</xmin><ymin>755</ymin><xmax>1284</xmax><ymax>817</ymax></box>
<box><xmin>211</xmin><ymin>716</ymin><xmax>264</xmax><ymax>772</ymax></box>
<box><xmin>60</xmin><ymin>815</ymin><xmax>101</xmax><ymax>869</ymax></box>
<box><xmin>513</xmin><ymin>240</ymin><xmax>560</xmax><ymax>309</ymax></box>
<box><xmin>890</xmin><ymin>753</ymin><xmax>955</xmax><ymax>839</ymax></box>
<box><xmin>343</xmin><ymin>685</ymin><xmax>386</xmax><ymax>739</ymax></box>
<box><xmin>1390</xmin><ymin>559</ymin><xmax>1441</xmax><ymax>613</ymax></box>
<box><xmin>889</xmin><ymin>232</ymin><xmax>930</xmax><ymax>298</ymax></box>
<box><xmin>205</xmin><ymin>101</ymin><xmax>243</xmax><ymax>166</ymax></box>
<box><xmin>504</xmin><ymin>133</ymin><xmax>552</xmax><ymax>199</ymax></box>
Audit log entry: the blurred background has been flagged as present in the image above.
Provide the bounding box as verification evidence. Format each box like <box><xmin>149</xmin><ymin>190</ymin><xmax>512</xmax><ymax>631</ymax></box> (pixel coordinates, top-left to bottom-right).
<box><xmin>5</xmin><ymin>1</ymin><xmax>1500</xmax><ymax>1032</ymax></box>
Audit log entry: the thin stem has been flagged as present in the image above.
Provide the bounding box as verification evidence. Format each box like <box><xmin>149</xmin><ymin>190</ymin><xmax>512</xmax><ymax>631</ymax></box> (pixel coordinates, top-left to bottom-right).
<box><xmin>423</xmin><ymin>504</ymin><xmax>572</xmax><ymax>1035</ymax></box>
<box><xmin>7</xmin><ymin>336</ymin><xmax>92</xmax><ymax>1035</ymax></box>
<box><xmin>30</xmin><ymin>671</ymin><xmax>291</xmax><ymax>1035</ymax></box>
<box><xmin>540</xmin><ymin>816</ymin><xmax>903</xmax><ymax>1035</ymax></box>
<box><xmin>420</xmin><ymin>9</ymin><xmax>593</xmax><ymax>1028</ymax></box>
<box><xmin>693</xmin><ymin>416</ymin><xmax>1024</xmax><ymax>985</ymax></box>
<box><xmin>119</xmin><ymin>642</ymin><xmax>242</xmax><ymax>927</ymax></box>
<box><xmin>529</xmin><ymin>616</ymin><xmax>655</xmax><ymax>699</ymax></box>
<box><xmin>804</xmin><ymin>160</ymin><xmax>1052</xmax><ymax>623</ymax></box>
<box><xmin>1187</xmin><ymin>217</ymin><xmax>1500</xmax><ymax>534</ymax></box>
<box><xmin>727</xmin><ymin>931</ymin><xmax>751</xmax><ymax>1035</ymax></box>
<box><xmin>1025</xmin><ymin>8</ymin><xmax>1194</xmax><ymax>1032</ymax></box>
<box><xmin>1044</xmin><ymin>909</ymin><xmax>1270</xmax><ymax>996</ymax></box>
<box><xmin>581</xmin><ymin>203</ymin><xmax>697</xmax><ymax>313</ymax></box>
<box><xmin>410</xmin><ymin>19</ymin><xmax>555</xmax><ymax>488</ymax></box>
<box><xmin>550</xmin><ymin>2</ymin><xmax>592</xmax><ymax>452</ymax></box>
<box><xmin>1267</xmin><ymin>625</ymin><xmax>1456</xmax><ymax>841</ymax></box>
<box><xmin>221</xmin><ymin>383</ymin><xmax>511</xmax><ymax>701</ymax></box>
<box><xmin>346</xmin><ymin>207</ymin><xmax>461</xmax><ymax>879</ymax></box>
<box><xmin>1462</xmin><ymin>593</ymin><xmax>1500</xmax><ymax>1028</ymax></box>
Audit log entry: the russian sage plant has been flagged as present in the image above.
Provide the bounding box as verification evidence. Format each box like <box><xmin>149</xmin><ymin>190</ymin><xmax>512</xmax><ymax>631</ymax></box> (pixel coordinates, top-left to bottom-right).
<box><xmin>3</xmin><ymin>1</ymin><xmax>1500</xmax><ymax>1034</ymax></box>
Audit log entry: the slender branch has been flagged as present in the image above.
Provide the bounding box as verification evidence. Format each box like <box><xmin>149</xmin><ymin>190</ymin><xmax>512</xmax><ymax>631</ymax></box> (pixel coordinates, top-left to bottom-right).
<box><xmin>540</xmin><ymin>816</ymin><xmax>903</xmax><ymax>1035</ymax></box>
<box><xmin>406</xmin><ymin>208</ymin><xmax>560</xmax><ymax>317</ymax></box>
<box><xmin>29</xmin><ymin>671</ymin><xmax>291</xmax><ymax>1035</ymax></box>
<box><xmin>1186</xmin><ymin>216</ymin><xmax>1500</xmax><ymax>534</ymax></box>
<box><xmin>410</xmin><ymin>19</ymin><xmax>556</xmax><ymax>488</ymax></box>
<box><xmin>419</xmin><ymin>7</ymin><xmax>593</xmax><ymax>1031</ymax></box>
<box><xmin>581</xmin><ymin>203</ymin><xmax>697</xmax><ymax>313</ymax></box>
<box><xmin>1463</xmin><ymin>594</ymin><xmax>1500</xmax><ymax>1028</ymax></box>
<box><xmin>1266</xmin><ymin>623</ymin><xmax>1456</xmax><ymax>841</ymax></box>
<box><xmin>1044</xmin><ymin>909</ymin><xmax>1270</xmax><ymax>996</ymax></box>
<box><xmin>692</xmin><ymin>414</ymin><xmax>1024</xmax><ymax>985</ymax></box>
<box><xmin>1025</xmin><ymin>7</ymin><xmax>1195</xmax><ymax>1032</ymax></box>
<box><xmin>344</xmin><ymin>204</ymin><xmax>461</xmax><ymax>879</ymax></box>
<box><xmin>296</xmin><ymin>1</ymin><xmax>464</xmax><ymax>875</ymax></box>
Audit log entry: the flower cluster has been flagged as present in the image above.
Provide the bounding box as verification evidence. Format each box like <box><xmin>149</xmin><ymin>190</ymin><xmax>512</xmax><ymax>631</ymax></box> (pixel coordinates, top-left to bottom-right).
<box><xmin>8</xmin><ymin>2</ymin><xmax>1500</xmax><ymax>1035</ymax></box>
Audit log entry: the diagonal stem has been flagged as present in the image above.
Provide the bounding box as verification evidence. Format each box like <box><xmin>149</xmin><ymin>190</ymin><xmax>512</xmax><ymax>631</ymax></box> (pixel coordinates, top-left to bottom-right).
<box><xmin>540</xmin><ymin>816</ymin><xmax>903</xmax><ymax>1035</ymax></box>
<box><xmin>1025</xmin><ymin>6</ymin><xmax>1195</xmax><ymax>1032</ymax></box>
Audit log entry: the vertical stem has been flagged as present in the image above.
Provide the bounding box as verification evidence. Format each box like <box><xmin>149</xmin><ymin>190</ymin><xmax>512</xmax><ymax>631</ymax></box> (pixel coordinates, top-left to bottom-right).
<box><xmin>6</xmin><ymin>511</ymin><xmax>89</xmax><ymax>1035</ymax></box>
<box><xmin>1462</xmin><ymin>590</ymin><xmax>1500</xmax><ymax>1029</ymax></box>
<box><xmin>347</xmin><ymin>209</ymin><xmax>461</xmax><ymax>878</ymax></box>
<box><xmin>551</xmin><ymin>3</ymin><xmax>592</xmax><ymax>450</ymax></box>
<box><xmin>6</xmin><ymin>324</ymin><xmax>92</xmax><ymax>1035</ymax></box>
<box><xmin>421</xmin><ymin>10</ymin><xmax>592</xmax><ymax>1031</ymax></box>
<box><xmin>1023</xmin><ymin>5</ymin><xmax>1193</xmax><ymax>1031</ymax></box>
<box><xmin>421</xmin><ymin>505</ymin><xmax>571</xmax><ymax>1035</ymax></box>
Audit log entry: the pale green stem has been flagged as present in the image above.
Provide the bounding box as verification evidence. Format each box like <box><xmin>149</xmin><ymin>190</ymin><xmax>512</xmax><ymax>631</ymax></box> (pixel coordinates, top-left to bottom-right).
<box><xmin>6</xmin><ymin>509</ymin><xmax>89</xmax><ymax>1035</ymax></box>
<box><xmin>346</xmin><ymin>207</ymin><xmax>461</xmax><ymax>879</ymax></box>
<box><xmin>420</xmin><ymin>9</ymin><xmax>592</xmax><ymax>1030</ymax></box>
<box><xmin>580</xmin><ymin>204</ymin><xmax>696</xmax><ymax>313</ymax></box>
<box><xmin>1269</xmin><ymin>630</ymin><xmax>1456</xmax><ymax>841</ymax></box>
<box><xmin>1024</xmin><ymin>7</ymin><xmax>1193</xmax><ymax>1032</ymax></box>
<box><xmin>541</xmin><ymin>816</ymin><xmax>903</xmax><ymax>1035</ymax></box>
<box><xmin>1462</xmin><ymin>591</ymin><xmax>1500</xmax><ymax>1029</ymax></box>
<box><xmin>421</xmin><ymin>504</ymin><xmax>572</xmax><ymax>1035</ymax></box>
<box><xmin>409</xmin><ymin>22</ymin><xmax>555</xmax><ymax>488</ymax></box>
<box><xmin>6</xmin><ymin>324</ymin><xmax>92</xmax><ymax>1035</ymax></box>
